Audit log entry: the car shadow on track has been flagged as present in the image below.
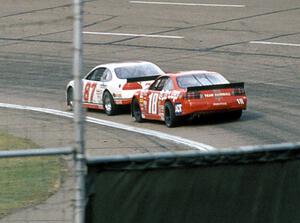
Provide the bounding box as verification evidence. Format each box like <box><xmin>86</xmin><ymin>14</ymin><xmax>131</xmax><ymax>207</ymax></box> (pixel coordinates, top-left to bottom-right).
<box><xmin>85</xmin><ymin>107</ymin><xmax>262</xmax><ymax>128</ymax></box>
<box><xmin>136</xmin><ymin>110</ymin><xmax>262</xmax><ymax>128</ymax></box>
<box><xmin>183</xmin><ymin>110</ymin><xmax>262</xmax><ymax>127</ymax></box>
<box><xmin>86</xmin><ymin>105</ymin><xmax>131</xmax><ymax>115</ymax></box>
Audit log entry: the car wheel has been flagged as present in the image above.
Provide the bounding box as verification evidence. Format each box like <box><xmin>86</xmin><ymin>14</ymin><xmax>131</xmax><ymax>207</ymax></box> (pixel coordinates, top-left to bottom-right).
<box><xmin>67</xmin><ymin>88</ymin><xmax>74</xmax><ymax>111</ymax></box>
<box><xmin>230</xmin><ymin>110</ymin><xmax>243</xmax><ymax>120</ymax></box>
<box><xmin>103</xmin><ymin>91</ymin><xmax>117</xmax><ymax>115</ymax></box>
<box><xmin>132</xmin><ymin>98</ymin><xmax>144</xmax><ymax>123</ymax></box>
<box><xmin>164</xmin><ymin>101</ymin><xmax>178</xmax><ymax>127</ymax></box>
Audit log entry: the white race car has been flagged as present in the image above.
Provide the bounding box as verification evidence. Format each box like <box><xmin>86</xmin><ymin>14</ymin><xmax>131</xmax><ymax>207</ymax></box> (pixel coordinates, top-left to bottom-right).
<box><xmin>66</xmin><ymin>61</ymin><xmax>164</xmax><ymax>115</ymax></box>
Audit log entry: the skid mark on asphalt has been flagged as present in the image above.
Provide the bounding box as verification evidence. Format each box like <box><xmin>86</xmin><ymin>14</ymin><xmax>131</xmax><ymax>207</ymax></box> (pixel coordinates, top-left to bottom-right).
<box><xmin>0</xmin><ymin>0</ymin><xmax>96</xmax><ymax>19</ymax></box>
<box><xmin>105</xmin><ymin>6</ymin><xmax>300</xmax><ymax>45</ymax></box>
<box><xmin>0</xmin><ymin>103</ymin><xmax>215</xmax><ymax>152</ymax></box>
<box><xmin>1</xmin><ymin>36</ymin><xmax>300</xmax><ymax>60</ymax></box>
<box><xmin>0</xmin><ymin>3</ymin><xmax>72</xmax><ymax>19</ymax></box>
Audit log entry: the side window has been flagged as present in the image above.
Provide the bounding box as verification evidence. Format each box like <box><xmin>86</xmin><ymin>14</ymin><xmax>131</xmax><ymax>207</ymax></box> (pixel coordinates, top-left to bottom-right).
<box><xmin>149</xmin><ymin>77</ymin><xmax>168</xmax><ymax>91</ymax></box>
<box><xmin>149</xmin><ymin>79</ymin><xmax>161</xmax><ymax>90</ymax></box>
<box><xmin>94</xmin><ymin>68</ymin><xmax>106</xmax><ymax>81</ymax></box>
<box><xmin>86</xmin><ymin>68</ymin><xmax>106</xmax><ymax>81</ymax></box>
<box><xmin>156</xmin><ymin>78</ymin><xmax>167</xmax><ymax>91</ymax></box>
<box><xmin>163</xmin><ymin>78</ymin><xmax>174</xmax><ymax>91</ymax></box>
<box><xmin>101</xmin><ymin>69</ymin><xmax>112</xmax><ymax>82</ymax></box>
<box><xmin>85</xmin><ymin>70</ymin><xmax>96</xmax><ymax>80</ymax></box>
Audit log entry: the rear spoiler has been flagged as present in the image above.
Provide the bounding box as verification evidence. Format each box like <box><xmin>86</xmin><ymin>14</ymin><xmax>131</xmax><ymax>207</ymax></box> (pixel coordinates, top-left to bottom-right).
<box><xmin>126</xmin><ymin>75</ymin><xmax>160</xmax><ymax>83</ymax></box>
<box><xmin>187</xmin><ymin>82</ymin><xmax>244</xmax><ymax>92</ymax></box>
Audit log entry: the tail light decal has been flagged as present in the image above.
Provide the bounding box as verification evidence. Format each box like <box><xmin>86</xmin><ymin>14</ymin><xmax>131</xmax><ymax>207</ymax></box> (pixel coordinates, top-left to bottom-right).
<box><xmin>185</xmin><ymin>82</ymin><xmax>246</xmax><ymax>98</ymax></box>
<box><xmin>184</xmin><ymin>91</ymin><xmax>205</xmax><ymax>99</ymax></box>
<box><xmin>232</xmin><ymin>88</ymin><xmax>245</xmax><ymax>96</ymax></box>
<box><xmin>122</xmin><ymin>82</ymin><xmax>142</xmax><ymax>90</ymax></box>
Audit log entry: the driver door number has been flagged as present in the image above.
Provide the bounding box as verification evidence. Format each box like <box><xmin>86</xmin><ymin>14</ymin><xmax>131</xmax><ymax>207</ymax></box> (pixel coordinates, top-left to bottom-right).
<box><xmin>84</xmin><ymin>82</ymin><xmax>97</xmax><ymax>102</ymax></box>
<box><xmin>148</xmin><ymin>93</ymin><xmax>159</xmax><ymax>114</ymax></box>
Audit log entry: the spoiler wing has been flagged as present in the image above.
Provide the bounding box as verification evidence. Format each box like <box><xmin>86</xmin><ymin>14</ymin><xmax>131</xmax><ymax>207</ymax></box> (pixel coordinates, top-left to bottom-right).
<box><xmin>187</xmin><ymin>82</ymin><xmax>244</xmax><ymax>92</ymax></box>
<box><xmin>126</xmin><ymin>75</ymin><xmax>160</xmax><ymax>83</ymax></box>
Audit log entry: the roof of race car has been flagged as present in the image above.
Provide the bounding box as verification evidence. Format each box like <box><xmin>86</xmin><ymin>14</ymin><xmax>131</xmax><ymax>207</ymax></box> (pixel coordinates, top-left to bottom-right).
<box><xmin>167</xmin><ymin>70</ymin><xmax>221</xmax><ymax>77</ymax></box>
<box><xmin>93</xmin><ymin>61</ymin><xmax>155</xmax><ymax>70</ymax></box>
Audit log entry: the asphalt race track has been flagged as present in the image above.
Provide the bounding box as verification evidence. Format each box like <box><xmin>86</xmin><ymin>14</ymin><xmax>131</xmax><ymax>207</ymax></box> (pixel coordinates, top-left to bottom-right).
<box><xmin>0</xmin><ymin>0</ymin><xmax>299</xmax><ymax>151</ymax></box>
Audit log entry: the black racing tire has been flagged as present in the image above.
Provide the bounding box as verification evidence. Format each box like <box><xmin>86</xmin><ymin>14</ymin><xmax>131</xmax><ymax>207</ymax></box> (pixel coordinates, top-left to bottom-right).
<box><xmin>229</xmin><ymin>110</ymin><xmax>243</xmax><ymax>120</ymax></box>
<box><xmin>132</xmin><ymin>97</ymin><xmax>144</xmax><ymax>123</ymax></box>
<box><xmin>67</xmin><ymin>88</ymin><xmax>74</xmax><ymax>111</ymax></box>
<box><xmin>103</xmin><ymin>91</ymin><xmax>117</xmax><ymax>116</ymax></box>
<box><xmin>164</xmin><ymin>101</ymin><xmax>179</xmax><ymax>127</ymax></box>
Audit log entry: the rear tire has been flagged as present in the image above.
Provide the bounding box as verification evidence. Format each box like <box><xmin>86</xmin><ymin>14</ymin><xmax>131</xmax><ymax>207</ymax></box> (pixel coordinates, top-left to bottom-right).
<box><xmin>103</xmin><ymin>91</ymin><xmax>117</xmax><ymax>115</ymax></box>
<box><xmin>229</xmin><ymin>110</ymin><xmax>243</xmax><ymax>120</ymax></box>
<box><xmin>67</xmin><ymin>88</ymin><xmax>74</xmax><ymax>111</ymax></box>
<box><xmin>164</xmin><ymin>101</ymin><xmax>179</xmax><ymax>127</ymax></box>
<box><xmin>132</xmin><ymin>98</ymin><xmax>144</xmax><ymax>123</ymax></box>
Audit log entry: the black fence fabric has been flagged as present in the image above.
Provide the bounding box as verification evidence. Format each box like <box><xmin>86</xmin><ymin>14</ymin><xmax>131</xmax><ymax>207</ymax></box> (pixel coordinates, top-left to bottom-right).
<box><xmin>86</xmin><ymin>145</ymin><xmax>300</xmax><ymax>223</ymax></box>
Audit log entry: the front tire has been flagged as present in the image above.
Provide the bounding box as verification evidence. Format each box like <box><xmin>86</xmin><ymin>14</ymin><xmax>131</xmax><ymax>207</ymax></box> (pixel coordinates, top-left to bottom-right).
<box><xmin>132</xmin><ymin>98</ymin><xmax>144</xmax><ymax>123</ymax></box>
<box><xmin>164</xmin><ymin>101</ymin><xmax>179</xmax><ymax>127</ymax></box>
<box><xmin>103</xmin><ymin>91</ymin><xmax>117</xmax><ymax>115</ymax></box>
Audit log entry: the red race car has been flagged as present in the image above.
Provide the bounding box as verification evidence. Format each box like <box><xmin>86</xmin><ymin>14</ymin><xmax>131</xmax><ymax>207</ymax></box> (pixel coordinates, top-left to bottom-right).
<box><xmin>131</xmin><ymin>70</ymin><xmax>247</xmax><ymax>127</ymax></box>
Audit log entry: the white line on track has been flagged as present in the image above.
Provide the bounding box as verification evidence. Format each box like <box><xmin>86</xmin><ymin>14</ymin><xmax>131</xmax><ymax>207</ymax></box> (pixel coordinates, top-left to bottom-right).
<box><xmin>83</xmin><ymin>31</ymin><xmax>184</xmax><ymax>39</ymax></box>
<box><xmin>250</xmin><ymin>41</ymin><xmax>300</xmax><ymax>47</ymax></box>
<box><xmin>130</xmin><ymin>1</ymin><xmax>245</xmax><ymax>8</ymax></box>
<box><xmin>0</xmin><ymin>103</ymin><xmax>215</xmax><ymax>152</ymax></box>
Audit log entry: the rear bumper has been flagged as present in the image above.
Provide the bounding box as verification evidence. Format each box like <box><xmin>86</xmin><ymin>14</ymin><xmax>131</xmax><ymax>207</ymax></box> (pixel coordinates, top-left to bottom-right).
<box><xmin>113</xmin><ymin>90</ymin><xmax>136</xmax><ymax>105</ymax></box>
<box><xmin>114</xmin><ymin>98</ymin><xmax>132</xmax><ymax>105</ymax></box>
<box><xmin>180</xmin><ymin>96</ymin><xmax>247</xmax><ymax>116</ymax></box>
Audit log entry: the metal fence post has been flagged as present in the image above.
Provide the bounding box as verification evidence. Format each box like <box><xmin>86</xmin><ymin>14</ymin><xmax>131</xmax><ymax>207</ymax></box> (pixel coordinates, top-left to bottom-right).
<box><xmin>73</xmin><ymin>0</ymin><xmax>86</xmax><ymax>222</ymax></box>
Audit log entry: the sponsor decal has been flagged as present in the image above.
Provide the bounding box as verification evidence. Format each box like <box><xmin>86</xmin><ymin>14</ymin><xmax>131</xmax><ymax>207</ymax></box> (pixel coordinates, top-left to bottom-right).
<box><xmin>237</xmin><ymin>98</ymin><xmax>245</xmax><ymax>104</ymax></box>
<box><xmin>204</xmin><ymin>92</ymin><xmax>231</xmax><ymax>98</ymax></box>
<box><xmin>175</xmin><ymin>103</ymin><xmax>182</xmax><ymax>115</ymax></box>
<box><xmin>113</xmin><ymin>93</ymin><xmax>122</xmax><ymax>98</ymax></box>
<box><xmin>159</xmin><ymin>91</ymin><xmax>168</xmax><ymax>100</ymax></box>
<box><xmin>204</xmin><ymin>93</ymin><xmax>214</xmax><ymax>98</ymax></box>
<box><xmin>213</xmin><ymin>102</ymin><xmax>227</xmax><ymax>106</ymax></box>
<box><xmin>171</xmin><ymin>91</ymin><xmax>180</xmax><ymax>100</ymax></box>
<box><xmin>215</xmin><ymin>92</ymin><xmax>231</xmax><ymax>97</ymax></box>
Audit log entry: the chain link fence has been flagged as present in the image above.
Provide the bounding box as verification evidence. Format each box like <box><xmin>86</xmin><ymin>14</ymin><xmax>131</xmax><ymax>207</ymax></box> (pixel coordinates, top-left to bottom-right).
<box><xmin>0</xmin><ymin>1</ymin><xmax>79</xmax><ymax>219</ymax></box>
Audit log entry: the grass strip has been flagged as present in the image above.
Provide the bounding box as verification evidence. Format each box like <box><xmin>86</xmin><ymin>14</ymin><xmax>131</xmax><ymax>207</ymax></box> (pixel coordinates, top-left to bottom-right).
<box><xmin>0</xmin><ymin>132</ymin><xmax>62</xmax><ymax>217</ymax></box>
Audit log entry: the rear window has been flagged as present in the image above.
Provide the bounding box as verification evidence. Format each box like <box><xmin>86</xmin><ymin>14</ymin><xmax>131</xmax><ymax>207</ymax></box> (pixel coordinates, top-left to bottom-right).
<box><xmin>177</xmin><ymin>73</ymin><xmax>229</xmax><ymax>88</ymax></box>
<box><xmin>115</xmin><ymin>63</ymin><xmax>164</xmax><ymax>79</ymax></box>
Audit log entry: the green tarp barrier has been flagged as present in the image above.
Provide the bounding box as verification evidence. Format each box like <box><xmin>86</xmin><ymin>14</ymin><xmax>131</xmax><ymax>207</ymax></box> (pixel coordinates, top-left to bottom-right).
<box><xmin>86</xmin><ymin>144</ymin><xmax>300</xmax><ymax>223</ymax></box>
